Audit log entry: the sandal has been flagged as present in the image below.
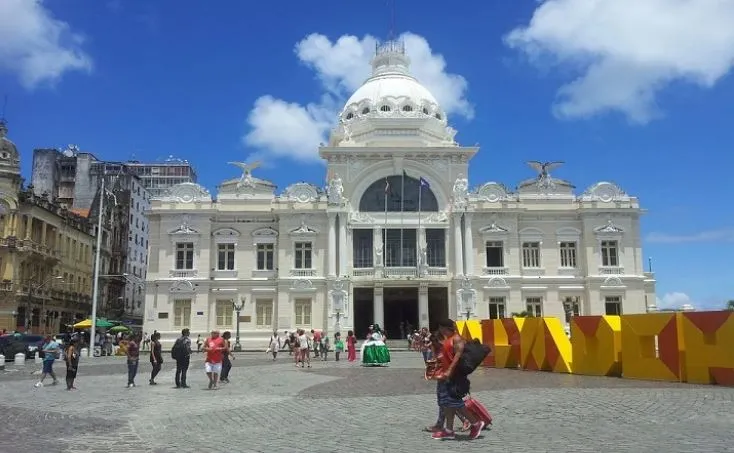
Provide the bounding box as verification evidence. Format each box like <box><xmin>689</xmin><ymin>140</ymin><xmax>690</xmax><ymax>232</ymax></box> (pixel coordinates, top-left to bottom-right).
<box><xmin>461</xmin><ymin>420</ymin><xmax>472</xmax><ymax>432</ymax></box>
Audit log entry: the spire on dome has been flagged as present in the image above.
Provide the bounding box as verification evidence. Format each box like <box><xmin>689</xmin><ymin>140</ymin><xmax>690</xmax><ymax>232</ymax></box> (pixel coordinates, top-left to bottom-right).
<box><xmin>371</xmin><ymin>40</ymin><xmax>410</xmax><ymax>76</ymax></box>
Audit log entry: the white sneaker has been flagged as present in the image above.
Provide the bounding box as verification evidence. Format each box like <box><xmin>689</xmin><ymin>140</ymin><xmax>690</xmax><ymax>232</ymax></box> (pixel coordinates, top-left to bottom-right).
<box><xmin>34</xmin><ymin>382</ymin><xmax>43</xmax><ymax>388</ymax></box>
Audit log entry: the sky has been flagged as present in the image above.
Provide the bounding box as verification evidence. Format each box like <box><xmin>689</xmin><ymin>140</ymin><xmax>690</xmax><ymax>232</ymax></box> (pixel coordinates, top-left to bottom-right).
<box><xmin>0</xmin><ymin>0</ymin><xmax>732</xmax><ymax>310</ymax></box>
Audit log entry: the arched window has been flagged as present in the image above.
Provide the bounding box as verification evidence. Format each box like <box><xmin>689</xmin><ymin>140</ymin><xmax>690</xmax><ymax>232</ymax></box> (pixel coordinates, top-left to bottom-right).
<box><xmin>359</xmin><ymin>175</ymin><xmax>439</xmax><ymax>212</ymax></box>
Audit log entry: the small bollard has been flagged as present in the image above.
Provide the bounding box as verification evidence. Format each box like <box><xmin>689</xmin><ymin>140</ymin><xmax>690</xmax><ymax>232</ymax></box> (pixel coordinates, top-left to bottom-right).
<box><xmin>0</xmin><ymin>354</ymin><xmax>5</xmax><ymax>370</ymax></box>
<box><xmin>80</xmin><ymin>348</ymin><xmax>88</xmax><ymax>359</ymax></box>
<box><xmin>14</xmin><ymin>353</ymin><xmax>25</xmax><ymax>365</ymax></box>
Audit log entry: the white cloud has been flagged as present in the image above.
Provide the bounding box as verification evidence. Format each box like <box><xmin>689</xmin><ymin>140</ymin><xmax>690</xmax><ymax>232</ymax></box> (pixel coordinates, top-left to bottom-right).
<box><xmin>244</xmin><ymin>32</ymin><xmax>472</xmax><ymax>163</ymax></box>
<box><xmin>646</xmin><ymin>229</ymin><xmax>734</xmax><ymax>244</ymax></box>
<box><xmin>505</xmin><ymin>0</ymin><xmax>734</xmax><ymax>123</ymax></box>
<box><xmin>0</xmin><ymin>0</ymin><xmax>92</xmax><ymax>89</ymax></box>
<box><xmin>656</xmin><ymin>292</ymin><xmax>695</xmax><ymax>310</ymax></box>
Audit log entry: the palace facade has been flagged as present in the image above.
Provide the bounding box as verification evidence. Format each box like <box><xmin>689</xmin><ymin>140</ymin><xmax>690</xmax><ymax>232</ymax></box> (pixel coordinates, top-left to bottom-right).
<box><xmin>143</xmin><ymin>41</ymin><xmax>656</xmax><ymax>346</ymax></box>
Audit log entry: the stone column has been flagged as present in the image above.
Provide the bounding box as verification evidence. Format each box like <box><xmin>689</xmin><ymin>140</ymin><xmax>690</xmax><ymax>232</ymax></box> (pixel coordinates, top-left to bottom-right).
<box><xmin>327</xmin><ymin>213</ymin><xmax>337</xmax><ymax>277</ymax></box>
<box><xmin>338</xmin><ymin>213</ymin><xmax>348</xmax><ymax>277</ymax></box>
<box><xmin>452</xmin><ymin>214</ymin><xmax>464</xmax><ymax>277</ymax></box>
<box><xmin>418</xmin><ymin>284</ymin><xmax>429</xmax><ymax>329</ymax></box>
<box><xmin>464</xmin><ymin>213</ymin><xmax>474</xmax><ymax>276</ymax></box>
<box><xmin>41</xmin><ymin>223</ymin><xmax>47</xmax><ymax>248</ymax></box>
<box><xmin>25</xmin><ymin>215</ymin><xmax>33</xmax><ymax>240</ymax></box>
<box><xmin>373</xmin><ymin>285</ymin><xmax>384</xmax><ymax>329</ymax></box>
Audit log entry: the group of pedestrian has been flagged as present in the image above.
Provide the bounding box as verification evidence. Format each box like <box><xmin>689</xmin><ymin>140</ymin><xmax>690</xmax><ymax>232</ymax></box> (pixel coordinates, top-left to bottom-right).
<box><xmin>34</xmin><ymin>335</ymin><xmax>79</xmax><ymax>391</ymax></box>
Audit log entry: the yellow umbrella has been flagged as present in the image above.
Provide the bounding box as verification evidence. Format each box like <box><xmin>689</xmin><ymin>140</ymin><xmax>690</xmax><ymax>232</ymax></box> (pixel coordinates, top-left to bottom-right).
<box><xmin>73</xmin><ymin>319</ymin><xmax>92</xmax><ymax>329</ymax></box>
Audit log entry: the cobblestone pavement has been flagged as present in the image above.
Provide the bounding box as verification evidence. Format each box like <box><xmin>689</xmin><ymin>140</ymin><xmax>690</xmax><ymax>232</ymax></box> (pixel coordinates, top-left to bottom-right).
<box><xmin>1</xmin><ymin>352</ymin><xmax>733</xmax><ymax>453</ymax></box>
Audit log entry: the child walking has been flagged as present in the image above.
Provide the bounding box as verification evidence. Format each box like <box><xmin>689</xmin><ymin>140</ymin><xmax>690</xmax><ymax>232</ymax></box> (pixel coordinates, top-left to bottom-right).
<box><xmin>346</xmin><ymin>330</ymin><xmax>357</xmax><ymax>362</ymax></box>
<box><xmin>334</xmin><ymin>332</ymin><xmax>344</xmax><ymax>361</ymax></box>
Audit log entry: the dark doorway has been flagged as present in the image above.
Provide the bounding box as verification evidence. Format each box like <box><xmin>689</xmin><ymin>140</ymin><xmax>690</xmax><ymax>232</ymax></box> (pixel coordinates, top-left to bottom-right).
<box><xmin>384</xmin><ymin>287</ymin><xmax>418</xmax><ymax>340</ymax></box>
<box><xmin>353</xmin><ymin>288</ymin><xmax>374</xmax><ymax>339</ymax></box>
<box><xmin>428</xmin><ymin>287</ymin><xmax>449</xmax><ymax>332</ymax></box>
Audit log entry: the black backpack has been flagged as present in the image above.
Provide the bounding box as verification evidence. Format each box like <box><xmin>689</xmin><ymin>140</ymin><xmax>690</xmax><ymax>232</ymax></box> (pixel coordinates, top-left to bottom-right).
<box><xmin>171</xmin><ymin>337</ymin><xmax>185</xmax><ymax>360</ymax></box>
<box><xmin>457</xmin><ymin>340</ymin><xmax>491</xmax><ymax>376</ymax></box>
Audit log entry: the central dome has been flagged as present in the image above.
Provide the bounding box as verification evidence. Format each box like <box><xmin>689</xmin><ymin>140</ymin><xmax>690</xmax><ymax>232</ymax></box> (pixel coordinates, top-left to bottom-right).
<box><xmin>340</xmin><ymin>41</ymin><xmax>445</xmax><ymax>122</ymax></box>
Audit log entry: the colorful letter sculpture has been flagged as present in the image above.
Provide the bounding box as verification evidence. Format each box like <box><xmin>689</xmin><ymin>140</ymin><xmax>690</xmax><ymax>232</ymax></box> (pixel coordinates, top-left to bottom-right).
<box><xmin>571</xmin><ymin>316</ymin><xmax>622</xmax><ymax>377</ymax></box>
<box><xmin>679</xmin><ymin>311</ymin><xmax>734</xmax><ymax>386</ymax></box>
<box><xmin>620</xmin><ymin>313</ymin><xmax>681</xmax><ymax>382</ymax></box>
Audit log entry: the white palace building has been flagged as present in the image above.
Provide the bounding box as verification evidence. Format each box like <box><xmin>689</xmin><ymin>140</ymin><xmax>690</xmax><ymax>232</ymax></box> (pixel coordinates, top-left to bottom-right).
<box><xmin>143</xmin><ymin>41</ymin><xmax>656</xmax><ymax>346</ymax></box>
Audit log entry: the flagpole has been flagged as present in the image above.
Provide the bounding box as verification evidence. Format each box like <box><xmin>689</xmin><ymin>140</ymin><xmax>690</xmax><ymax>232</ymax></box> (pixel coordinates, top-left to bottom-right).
<box><xmin>417</xmin><ymin>178</ymin><xmax>422</xmax><ymax>271</ymax></box>
<box><xmin>384</xmin><ymin>178</ymin><xmax>388</xmax><ymax>266</ymax></box>
<box><xmin>400</xmin><ymin>171</ymin><xmax>405</xmax><ymax>267</ymax></box>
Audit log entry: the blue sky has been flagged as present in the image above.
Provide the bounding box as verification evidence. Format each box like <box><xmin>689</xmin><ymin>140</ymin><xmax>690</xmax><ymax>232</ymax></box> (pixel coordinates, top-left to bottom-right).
<box><xmin>1</xmin><ymin>0</ymin><xmax>732</xmax><ymax>308</ymax></box>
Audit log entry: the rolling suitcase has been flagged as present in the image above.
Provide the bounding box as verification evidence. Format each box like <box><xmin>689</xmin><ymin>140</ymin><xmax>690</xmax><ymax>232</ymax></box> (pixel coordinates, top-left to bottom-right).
<box><xmin>464</xmin><ymin>395</ymin><xmax>492</xmax><ymax>427</ymax></box>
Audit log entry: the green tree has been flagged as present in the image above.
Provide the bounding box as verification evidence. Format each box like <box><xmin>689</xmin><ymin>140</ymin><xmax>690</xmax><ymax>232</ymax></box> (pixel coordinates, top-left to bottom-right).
<box><xmin>727</xmin><ymin>300</ymin><xmax>734</xmax><ymax>311</ymax></box>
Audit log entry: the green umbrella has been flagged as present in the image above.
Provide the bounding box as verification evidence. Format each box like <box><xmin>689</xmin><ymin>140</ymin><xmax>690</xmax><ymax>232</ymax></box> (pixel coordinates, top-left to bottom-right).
<box><xmin>108</xmin><ymin>325</ymin><xmax>130</xmax><ymax>333</ymax></box>
<box><xmin>95</xmin><ymin>318</ymin><xmax>115</xmax><ymax>328</ymax></box>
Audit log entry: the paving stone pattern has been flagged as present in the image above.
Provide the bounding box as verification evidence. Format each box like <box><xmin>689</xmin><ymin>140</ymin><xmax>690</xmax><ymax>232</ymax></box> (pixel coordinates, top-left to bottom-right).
<box><xmin>1</xmin><ymin>352</ymin><xmax>733</xmax><ymax>453</ymax></box>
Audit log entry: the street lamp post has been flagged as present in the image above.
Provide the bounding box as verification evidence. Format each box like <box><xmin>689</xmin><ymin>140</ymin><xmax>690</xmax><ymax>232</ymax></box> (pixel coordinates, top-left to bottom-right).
<box><xmin>232</xmin><ymin>297</ymin><xmax>244</xmax><ymax>351</ymax></box>
<box><xmin>89</xmin><ymin>175</ymin><xmax>106</xmax><ymax>357</ymax></box>
<box><xmin>27</xmin><ymin>276</ymin><xmax>63</xmax><ymax>334</ymax></box>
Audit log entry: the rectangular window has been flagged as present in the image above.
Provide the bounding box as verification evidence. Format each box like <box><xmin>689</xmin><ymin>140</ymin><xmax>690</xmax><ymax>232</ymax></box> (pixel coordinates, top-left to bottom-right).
<box><xmin>173</xmin><ymin>299</ymin><xmax>191</xmax><ymax>328</ymax></box>
<box><xmin>384</xmin><ymin>229</ymin><xmax>417</xmax><ymax>267</ymax></box>
<box><xmin>175</xmin><ymin>242</ymin><xmax>194</xmax><ymax>270</ymax></box>
<box><xmin>352</xmin><ymin>229</ymin><xmax>374</xmax><ymax>268</ymax></box>
<box><xmin>217</xmin><ymin>243</ymin><xmax>235</xmax><ymax>270</ymax></box>
<box><xmin>601</xmin><ymin>240</ymin><xmax>619</xmax><ymax>266</ymax></box>
<box><xmin>488</xmin><ymin>297</ymin><xmax>506</xmax><ymax>319</ymax></box>
<box><xmin>605</xmin><ymin>296</ymin><xmax>622</xmax><ymax>315</ymax></box>
<box><xmin>256</xmin><ymin>244</ymin><xmax>274</xmax><ymax>270</ymax></box>
<box><xmin>562</xmin><ymin>296</ymin><xmax>581</xmax><ymax>323</ymax></box>
<box><xmin>294</xmin><ymin>242</ymin><xmax>312</xmax><ymax>269</ymax></box>
<box><xmin>485</xmin><ymin>241</ymin><xmax>504</xmax><ymax>267</ymax></box>
<box><xmin>215</xmin><ymin>300</ymin><xmax>233</xmax><ymax>327</ymax></box>
<box><xmin>526</xmin><ymin>297</ymin><xmax>543</xmax><ymax>317</ymax></box>
<box><xmin>425</xmin><ymin>229</ymin><xmax>446</xmax><ymax>267</ymax></box>
<box><xmin>294</xmin><ymin>298</ymin><xmax>312</xmax><ymax>327</ymax></box>
<box><xmin>559</xmin><ymin>242</ymin><xmax>577</xmax><ymax>268</ymax></box>
<box><xmin>255</xmin><ymin>299</ymin><xmax>273</xmax><ymax>328</ymax></box>
<box><xmin>522</xmin><ymin>242</ymin><xmax>541</xmax><ymax>268</ymax></box>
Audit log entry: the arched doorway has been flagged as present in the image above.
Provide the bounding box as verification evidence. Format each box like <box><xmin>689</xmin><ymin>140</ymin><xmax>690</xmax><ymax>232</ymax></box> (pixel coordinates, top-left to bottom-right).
<box><xmin>359</xmin><ymin>174</ymin><xmax>439</xmax><ymax>212</ymax></box>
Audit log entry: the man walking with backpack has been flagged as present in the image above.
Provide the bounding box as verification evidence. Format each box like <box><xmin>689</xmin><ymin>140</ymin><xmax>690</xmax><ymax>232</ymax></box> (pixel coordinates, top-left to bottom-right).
<box><xmin>172</xmin><ymin>328</ymin><xmax>192</xmax><ymax>389</ymax></box>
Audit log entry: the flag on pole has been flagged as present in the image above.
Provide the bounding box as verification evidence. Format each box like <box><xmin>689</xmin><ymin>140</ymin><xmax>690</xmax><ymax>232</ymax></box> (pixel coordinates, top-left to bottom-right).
<box><xmin>384</xmin><ymin>178</ymin><xmax>390</xmax><ymax>194</ymax></box>
<box><xmin>419</xmin><ymin>177</ymin><xmax>430</xmax><ymax>189</ymax></box>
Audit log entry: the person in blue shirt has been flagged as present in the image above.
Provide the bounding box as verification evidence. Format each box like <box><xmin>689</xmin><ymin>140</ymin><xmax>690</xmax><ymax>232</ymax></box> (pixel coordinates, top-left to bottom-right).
<box><xmin>35</xmin><ymin>336</ymin><xmax>60</xmax><ymax>387</ymax></box>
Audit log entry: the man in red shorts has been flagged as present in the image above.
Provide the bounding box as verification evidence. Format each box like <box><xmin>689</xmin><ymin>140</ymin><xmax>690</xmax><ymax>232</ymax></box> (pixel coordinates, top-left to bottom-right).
<box><xmin>203</xmin><ymin>330</ymin><xmax>225</xmax><ymax>390</ymax></box>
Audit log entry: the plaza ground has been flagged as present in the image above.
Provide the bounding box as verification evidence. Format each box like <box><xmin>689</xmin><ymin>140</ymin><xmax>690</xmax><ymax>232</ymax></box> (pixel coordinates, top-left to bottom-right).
<box><xmin>1</xmin><ymin>352</ymin><xmax>733</xmax><ymax>453</ymax></box>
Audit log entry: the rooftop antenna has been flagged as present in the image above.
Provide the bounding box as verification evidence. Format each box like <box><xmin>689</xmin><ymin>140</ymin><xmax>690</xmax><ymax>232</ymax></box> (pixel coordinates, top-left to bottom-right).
<box><xmin>388</xmin><ymin>0</ymin><xmax>396</xmax><ymax>40</ymax></box>
<box><xmin>0</xmin><ymin>95</ymin><xmax>8</xmax><ymax>124</ymax></box>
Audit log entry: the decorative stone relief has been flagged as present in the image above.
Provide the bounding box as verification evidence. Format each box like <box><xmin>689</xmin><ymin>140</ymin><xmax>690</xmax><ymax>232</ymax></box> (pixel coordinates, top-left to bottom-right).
<box><xmin>252</xmin><ymin>227</ymin><xmax>278</xmax><ymax>238</ymax></box>
<box><xmin>327</xmin><ymin>174</ymin><xmax>345</xmax><ymax>205</ymax></box>
<box><xmin>284</xmin><ymin>182</ymin><xmax>319</xmax><ymax>203</ymax></box>
<box><xmin>170</xmin><ymin>214</ymin><xmax>199</xmax><ymax>235</ymax></box>
<box><xmin>228</xmin><ymin>161</ymin><xmax>261</xmax><ymax>190</ymax></box>
<box><xmin>580</xmin><ymin>182</ymin><xmax>628</xmax><ymax>203</ymax></box>
<box><xmin>347</xmin><ymin>156</ymin><xmax>370</xmax><ymax>177</ymax></box>
<box><xmin>479</xmin><ymin>221</ymin><xmax>509</xmax><ymax>236</ymax></box>
<box><xmin>328</xmin><ymin>279</ymin><xmax>348</xmax><ymax>313</ymax></box>
<box><xmin>170</xmin><ymin>280</ymin><xmax>195</xmax><ymax>293</ymax></box>
<box><xmin>160</xmin><ymin>183</ymin><xmax>211</xmax><ymax>203</ymax></box>
<box><xmin>452</xmin><ymin>174</ymin><xmax>469</xmax><ymax>209</ymax></box>
<box><xmin>594</xmin><ymin>217</ymin><xmax>624</xmax><ymax>235</ymax></box>
<box><xmin>374</xmin><ymin>234</ymin><xmax>384</xmax><ymax>267</ymax></box>
<box><xmin>291</xmin><ymin>279</ymin><xmax>314</xmax><ymax>290</ymax></box>
<box><xmin>477</xmin><ymin>182</ymin><xmax>509</xmax><ymax>202</ymax></box>
<box><xmin>417</xmin><ymin>246</ymin><xmax>429</xmax><ymax>277</ymax></box>
<box><xmin>349</xmin><ymin>211</ymin><xmax>375</xmax><ymax>224</ymax></box>
<box><xmin>486</xmin><ymin>276</ymin><xmax>509</xmax><ymax>288</ymax></box>
<box><xmin>425</xmin><ymin>210</ymin><xmax>449</xmax><ymax>223</ymax></box>
<box><xmin>456</xmin><ymin>277</ymin><xmax>477</xmax><ymax>316</ymax></box>
<box><xmin>289</xmin><ymin>215</ymin><xmax>318</xmax><ymax>236</ymax></box>
<box><xmin>602</xmin><ymin>276</ymin><xmax>624</xmax><ymax>287</ymax></box>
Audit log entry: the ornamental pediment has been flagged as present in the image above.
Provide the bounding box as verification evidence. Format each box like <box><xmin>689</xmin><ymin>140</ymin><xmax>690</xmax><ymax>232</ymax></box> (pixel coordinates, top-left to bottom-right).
<box><xmin>283</xmin><ymin>182</ymin><xmax>320</xmax><ymax>203</ymax></box>
<box><xmin>289</xmin><ymin>216</ymin><xmax>319</xmax><ymax>236</ymax></box>
<box><xmin>479</xmin><ymin>221</ymin><xmax>509</xmax><ymax>236</ymax></box>
<box><xmin>580</xmin><ymin>182</ymin><xmax>629</xmax><ymax>203</ymax></box>
<box><xmin>159</xmin><ymin>183</ymin><xmax>211</xmax><ymax>203</ymax></box>
<box><xmin>594</xmin><ymin>218</ymin><xmax>624</xmax><ymax>235</ymax></box>
<box><xmin>477</xmin><ymin>182</ymin><xmax>511</xmax><ymax>202</ymax></box>
<box><xmin>168</xmin><ymin>215</ymin><xmax>200</xmax><ymax>236</ymax></box>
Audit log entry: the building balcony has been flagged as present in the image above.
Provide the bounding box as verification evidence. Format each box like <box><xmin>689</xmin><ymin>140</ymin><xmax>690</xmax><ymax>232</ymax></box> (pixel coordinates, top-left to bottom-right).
<box><xmin>352</xmin><ymin>268</ymin><xmax>374</xmax><ymax>277</ymax></box>
<box><xmin>290</xmin><ymin>268</ymin><xmax>316</xmax><ymax>278</ymax></box>
<box><xmin>384</xmin><ymin>267</ymin><xmax>417</xmax><ymax>278</ymax></box>
<box><xmin>169</xmin><ymin>269</ymin><xmax>198</xmax><ymax>278</ymax></box>
<box><xmin>599</xmin><ymin>266</ymin><xmax>625</xmax><ymax>275</ymax></box>
<box><xmin>482</xmin><ymin>266</ymin><xmax>509</xmax><ymax>276</ymax></box>
<box><xmin>557</xmin><ymin>267</ymin><xmax>580</xmax><ymax>277</ymax></box>
<box><xmin>522</xmin><ymin>267</ymin><xmax>546</xmax><ymax>277</ymax></box>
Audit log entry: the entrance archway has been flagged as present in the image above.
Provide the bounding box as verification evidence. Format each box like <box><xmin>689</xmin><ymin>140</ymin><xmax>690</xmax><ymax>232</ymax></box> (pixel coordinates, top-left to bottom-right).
<box><xmin>384</xmin><ymin>287</ymin><xmax>418</xmax><ymax>340</ymax></box>
<box><xmin>359</xmin><ymin>175</ymin><xmax>439</xmax><ymax>212</ymax></box>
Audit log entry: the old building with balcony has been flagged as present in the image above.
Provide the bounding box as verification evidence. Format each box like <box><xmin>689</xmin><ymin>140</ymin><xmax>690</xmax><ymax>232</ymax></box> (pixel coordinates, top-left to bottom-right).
<box><xmin>0</xmin><ymin>121</ymin><xmax>94</xmax><ymax>333</ymax></box>
<box><xmin>143</xmin><ymin>40</ymin><xmax>656</xmax><ymax>347</ymax></box>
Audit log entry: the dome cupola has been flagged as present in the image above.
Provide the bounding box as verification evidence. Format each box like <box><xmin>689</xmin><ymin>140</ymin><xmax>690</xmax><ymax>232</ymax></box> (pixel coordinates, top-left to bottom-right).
<box><xmin>329</xmin><ymin>39</ymin><xmax>456</xmax><ymax>148</ymax></box>
<box><xmin>0</xmin><ymin>120</ymin><xmax>20</xmax><ymax>176</ymax></box>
